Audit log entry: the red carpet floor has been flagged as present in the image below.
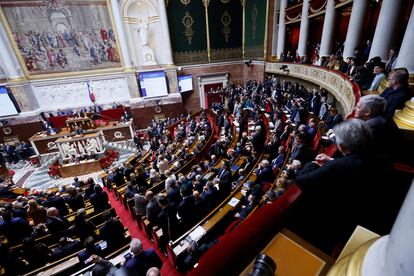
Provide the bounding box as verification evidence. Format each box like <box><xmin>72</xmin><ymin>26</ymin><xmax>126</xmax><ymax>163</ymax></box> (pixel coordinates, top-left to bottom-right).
<box><xmin>105</xmin><ymin>188</ymin><xmax>181</xmax><ymax>276</ymax></box>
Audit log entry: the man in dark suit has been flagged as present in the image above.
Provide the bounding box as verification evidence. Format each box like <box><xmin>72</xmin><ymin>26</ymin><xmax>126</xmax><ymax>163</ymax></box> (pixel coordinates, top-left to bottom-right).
<box><xmin>90</xmin><ymin>185</ymin><xmax>110</xmax><ymax>212</ymax></box>
<box><xmin>52</xmin><ymin>237</ymin><xmax>81</xmax><ymax>260</ymax></box>
<box><xmin>72</xmin><ymin>177</ymin><xmax>84</xmax><ymax>188</ymax></box>
<box><xmin>44</xmin><ymin>192</ymin><xmax>69</xmax><ymax>216</ymax></box>
<box><xmin>380</xmin><ymin>69</ymin><xmax>411</xmax><ymax>118</ymax></box>
<box><xmin>354</xmin><ymin>94</ymin><xmax>406</xmax><ymax>162</ymax></box>
<box><xmin>289</xmin><ymin>133</ymin><xmax>309</xmax><ymax>164</ymax></box>
<box><xmin>254</xmin><ymin>160</ymin><xmax>275</xmax><ymax>184</ymax></box>
<box><xmin>46</xmin><ymin>207</ymin><xmax>70</xmax><ymax>239</ymax></box>
<box><xmin>251</xmin><ymin>125</ymin><xmax>265</xmax><ymax>153</ymax></box>
<box><xmin>324</xmin><ymin>107</ymin><xmax>343</xmax><ymax>130</ymax></box>
<box><xmin>99</xmin><ymin>211</ymin><xmax>126</xmax><ymax>249</ymax></box>
<box><xmin>124</xmin><ymin>238</ymin><xmax>162</xmax><ymax>275</ymax></box>
<box><xmin>157</xmin><ymin>195</ymin><xmax>179</xmax><ymax>242</ymax></box>
<box><xmin>288</xmin><ymin>120</ymin><xmax>394</xmax><ymax>253</ymax></box>
<box><xmin>272</xmin><ymin>146</ymin><xmax>286</xmax><ymax>170</ymax></box>
<box><xmin>145</xmin><ymin>191</ymin><xmax>161</xmax><ymax>226</ymax></box>
<box><xmin>213</xmin><ymin>160</ymin><xmax>232</xmax><ymax>198</ymax></box>
<box><xmin>77</xmin><ymin>236</ymin><xmax>102</xmax><ymax>264</ymax></box>
<box><xmin>0</xmin><ymin>210</ymin><xmax>32</xmax><ymax>244</ymax></box>
<box><xmin>177</xmin><ymin>186</ymin><xmax>195</xmax><ymax>228</ymax></box>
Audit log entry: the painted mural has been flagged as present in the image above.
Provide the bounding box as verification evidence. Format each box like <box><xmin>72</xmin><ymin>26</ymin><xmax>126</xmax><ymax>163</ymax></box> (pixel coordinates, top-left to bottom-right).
<box><xmin>1</xmin><ymin>0</ymin><xmax>121</xmax><ymax>75</ymax></box>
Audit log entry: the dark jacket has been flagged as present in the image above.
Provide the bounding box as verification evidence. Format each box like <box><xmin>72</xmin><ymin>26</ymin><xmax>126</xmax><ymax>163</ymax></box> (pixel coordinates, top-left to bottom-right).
<box><xmin>124</xmin><ymin>249</ymin><xmax>162</xmax><ymax>276</ymax></box>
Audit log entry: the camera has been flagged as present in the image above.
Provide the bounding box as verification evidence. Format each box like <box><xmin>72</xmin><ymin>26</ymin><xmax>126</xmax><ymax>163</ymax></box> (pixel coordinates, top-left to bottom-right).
<box><xmin>250</xmin><ymin>254</ymin><xmax>276</xmax><ymax>276</ymax></box>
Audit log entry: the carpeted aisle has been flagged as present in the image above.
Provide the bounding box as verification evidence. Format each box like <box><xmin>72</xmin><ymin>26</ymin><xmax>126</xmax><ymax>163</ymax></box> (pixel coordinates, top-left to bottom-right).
<box><xmin>105</xmin><ymin>188</ymin><xmax>181</xmax><ymax>276</ymax></box>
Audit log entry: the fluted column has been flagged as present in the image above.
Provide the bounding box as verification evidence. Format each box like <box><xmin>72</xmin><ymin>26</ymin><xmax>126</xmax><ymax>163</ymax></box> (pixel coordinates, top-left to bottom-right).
<box><xmin>297</xmin><ymin>0</ymin><xmax>310</xmax><ymax>57</ymax></box>
<box><xmin>276</xmin><ymin>0</ymin><xmax>287</xmax><ymax>59</ymax></box>
<box><xmin>271</xmin><ymin>0</ymin><xmax>280</xmax><ymax>57</ymax></box>
<box><xmin>319</xmin><ymin>0</ymin><xmax>335</xmax><ymax>57</ymax></box>
<box><xmin>369</xmin><ymin>0</ymin><xmax>404</xmax><ymax>61</ymax></box>
<box><xmin>343</xmin><ymin>0</ymin><xmax>368</xmax><ymax>58</ymax></box>
<box><xmin>110</xmin><ymin>0</ymin><xmax>132</xmax><ymax>69</ymax></box>
<box><xmin>157</xmin><ymin>0</ymin><xmax>174</xmax><ymax>65</ymax></box>
<box><xmin>395</xmin><ymin>4</ymin><xmax>414</xmax><ymax>73</ymax></box>
<box><xmin>360</xmin><ymin>179</ymin><xmax>414</xmax><ymax>276</ymax></box>
<box><xmin>0</xmin><ymin>24</ymin><xmax>23</xmax><ymax>79</ymax></box>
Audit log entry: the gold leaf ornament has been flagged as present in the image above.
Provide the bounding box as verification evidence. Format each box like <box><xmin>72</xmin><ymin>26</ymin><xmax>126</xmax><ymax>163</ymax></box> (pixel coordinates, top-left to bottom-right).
<box><xmin>182</xmin><ymin>11</ymin><xmax>195</xmax><ymax>45</ymax></box>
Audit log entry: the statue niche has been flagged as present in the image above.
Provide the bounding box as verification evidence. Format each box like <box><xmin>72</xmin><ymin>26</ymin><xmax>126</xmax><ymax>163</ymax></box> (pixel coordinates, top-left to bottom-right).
<box><xmin>137</xmin><ymin>17</ymin><xmax>157</xmax><ymax>66</ymax></box>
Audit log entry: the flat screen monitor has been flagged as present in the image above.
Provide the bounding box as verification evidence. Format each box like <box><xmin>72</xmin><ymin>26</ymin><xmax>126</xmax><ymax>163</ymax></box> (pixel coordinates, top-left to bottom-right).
<box><xmin>137</xmin><ymin>71</ymin><xmax>169</xmax><ymax>98</ymax></box>
<box><xmin>178</xmin><ymin>75</ymin><xmax>193</xmax><ymax>93</ymax></box>
<box><xmin>0</xmin><ymin>86</ymin><xmax>19</xmax><ymax>117</ymax></box>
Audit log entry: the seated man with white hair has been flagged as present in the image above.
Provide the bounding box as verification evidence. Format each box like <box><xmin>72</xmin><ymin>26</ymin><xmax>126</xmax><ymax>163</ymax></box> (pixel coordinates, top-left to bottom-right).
<box><xmin>288</xmin><ymin>119</ymin><xmax>395</xmax><ymax>253</ymax></box>
<box><xmin>354</xmin><ymin>94</ymin><xmax>403</xmax><ymax>160</ymax></box>
<box><xmin>254</xmin><ymin>159</ymin><xmax>275</xmax><ymax>184</ymax></box>
<box><xmin>124</xmin><ymin>238</ymin><xmax>162</xmax><ymax>275</ymax></box>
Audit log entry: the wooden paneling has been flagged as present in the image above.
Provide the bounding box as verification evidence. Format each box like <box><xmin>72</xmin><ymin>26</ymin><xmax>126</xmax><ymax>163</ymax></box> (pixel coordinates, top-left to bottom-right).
<box><xmin>0</xmin><ymin>122</ymin><xmax>43</xmax><ymax>143</ymax></box>
<box><xmin>131</xmin><ymin>102</ymin><xmax>185</xmax><ymax>129</ymax></box>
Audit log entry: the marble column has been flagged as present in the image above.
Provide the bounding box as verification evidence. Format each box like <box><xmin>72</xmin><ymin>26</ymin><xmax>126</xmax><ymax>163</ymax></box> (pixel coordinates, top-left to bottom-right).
<box><xmin>319</xmin><ymin>0</ymin><xmax>335</xmax><ymax>57</ymax></box>
<box><xmin>297</xmin><ymin>0</ymin><xmax>310</xmax><ymax>57</ymax></box>
<box><xmin>271</xmin><ymin>0</ymin><xmax>280</xmax><ymax>57</ymax></box>
<box><xmin>276</xmin><ymin>0</ymin><xmax>288</xmax><ymax>59</ymax></box>
<box><xmin>157</xmin><ymin>0</ymin><xmax>174</xmax><ymax>65</ymax></box>
<box><xmin>361</xmin><ymin>179</ymin><xmax>414</xmax><ymax>276</ymax></box>
<box><xmin>0</xmin><ymin>24</ymin><xmax>23</xmax><ymax>79</ymax></box>
<box><xmin>395</xmin><ymin>4</ymin><xmax>414</xmax><ymax>73</ymax></box>
<box><xmin>343</xmin><ymin>0</ymin><xmax>368</xmax><ymax>58</ymax></box>
<box><xmin>369</xmin><ymin>0</ymin><xmax>404</xmax><ymax>61</ymax></box>
<box><xmin>110</xmin><ymin>0</ymin><xmax>132</xmax><ymax>69</ymax></box>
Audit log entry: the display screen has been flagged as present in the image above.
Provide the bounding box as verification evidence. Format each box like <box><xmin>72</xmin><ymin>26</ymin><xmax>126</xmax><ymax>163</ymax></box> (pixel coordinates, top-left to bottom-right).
<box><xmin>0</xmin><ymin>86</ymin><xmax>19</xmax><ymax>117</ymax></box>
<box><xmin>137</xmin><ymin>71</ymin><xmax>169</xmax><ymax>98</ymax></box>
<box><xmin>178</xmin><ymin>75</ymin><xmax>193</xmax><ymax>93</ymax></box>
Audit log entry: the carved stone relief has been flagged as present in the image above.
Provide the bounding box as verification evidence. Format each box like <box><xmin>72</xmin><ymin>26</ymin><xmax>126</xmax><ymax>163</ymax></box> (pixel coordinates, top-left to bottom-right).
<box><xmin>32</xmin><ymin>77</ymin><xmax>130</xmax><ymax>109</ymax></box>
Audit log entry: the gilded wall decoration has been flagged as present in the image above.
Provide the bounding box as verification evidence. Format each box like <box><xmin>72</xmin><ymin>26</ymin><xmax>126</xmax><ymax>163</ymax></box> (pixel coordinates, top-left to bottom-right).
<box><xmin>182</xmin><ymin>11</ymin><xmax>195</xmax><ymax>45</ymax></box>
<box><xmin>180</xmin><ymin>0</ymin><xmax>191</xmax><ymax>5</ymax></box>
<box><xmin>221</xmin><ymin>10</ymin><xmax>231</xmax><ymax>43</ymax></box>
<box><xmin>173</xmin><ymin>50</ymin><xmax>208</xmax><ymax>65</ymax></box>
<box><xmin>0</xmin><ymin>0</ymin><xmax>122</xmax><ymax>75</ymax></box>
<box><xmin>251</xmin><ymin>4</ymin><xmax>258</xmax><ymax>40</ymax></box>
<box><xmin>211</xmin><ymin>47</ymin><xmax>242</xmax><ymax>61</ymax></box>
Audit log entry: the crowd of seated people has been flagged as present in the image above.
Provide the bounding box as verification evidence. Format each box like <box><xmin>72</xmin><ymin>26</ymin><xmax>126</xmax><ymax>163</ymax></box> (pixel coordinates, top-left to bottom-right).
<box><xmin>1</xmin><ymin>62</ymin><xmax>410</xmax><ymax>274</ymax></box>
<box><xmin>0</xmin><ymin>176</ymin><xmax>125</xmax><ymax>275</ymax></box>
<box><xmin>0</xmin><ymin>141</ymin><xmax>33</xmax><ymax>165</ymax></box>
<box><xmin>168</xmin><ymin>70</ymin><xmax>411</xmax><ymax>271</ymax></box>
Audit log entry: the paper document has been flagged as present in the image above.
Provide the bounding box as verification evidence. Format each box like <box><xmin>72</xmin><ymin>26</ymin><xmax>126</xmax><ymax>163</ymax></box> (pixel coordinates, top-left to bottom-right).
<box><xmin>228</xmin><ymin>197</ymin><xmax>240</xmax><ymax>207</ymax></box>
<box><xmin>189</xmin><ymin>226</ymin><xmax>206</xmax><ymax>242</ymax></box>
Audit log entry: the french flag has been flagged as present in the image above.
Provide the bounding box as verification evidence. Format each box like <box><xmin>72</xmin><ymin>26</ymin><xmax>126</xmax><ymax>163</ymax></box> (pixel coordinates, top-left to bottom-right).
<box><xmin>87</xmin><ymin>81</ymin><xmax>96</xmax><ymax>102</ymax></box>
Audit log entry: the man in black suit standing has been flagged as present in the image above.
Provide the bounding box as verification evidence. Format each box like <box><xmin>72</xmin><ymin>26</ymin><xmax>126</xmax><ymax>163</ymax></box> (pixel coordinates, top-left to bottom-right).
<box><xmin>251</xmin><ymin>125</ymin><xmax>266</xmax><ymax>153</ymax></box>
<box><xmin>254</xmin><ymin>160</ymin><xmax>275</xmax><ymax>184</ymax></box>
<box><xmin>213</xmin><ymin>160</ymin><xmax>232</xmax><ymax>198</ymax></box>
<box><xmin>177</xmin><ymin>185</ymin><xmax>195</xmax><ymax>229</ymax></box>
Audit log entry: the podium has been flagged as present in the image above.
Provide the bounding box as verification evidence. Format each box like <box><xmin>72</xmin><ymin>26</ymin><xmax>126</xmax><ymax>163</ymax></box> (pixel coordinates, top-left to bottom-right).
<box><xmin>66</xmin><ymin>117</ymin><xmax>95</xmax><ymax>132</ymax></box>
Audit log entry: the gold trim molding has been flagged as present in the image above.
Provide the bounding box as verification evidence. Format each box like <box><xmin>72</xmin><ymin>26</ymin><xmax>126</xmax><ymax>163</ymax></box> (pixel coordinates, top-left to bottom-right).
<box><xmin>0</xmin><ymin>0</ymin><xmax>127</xmax><ymax>80</ymax></box>
<box><xmin>173</xmin><ymin>50</ymin><xmax>209</xmax><ymax>65</ymax></box>
<box><xmin>266</xmin><ymin>62</ymin><xmax>357</xmax><ymax>115</ymax></box>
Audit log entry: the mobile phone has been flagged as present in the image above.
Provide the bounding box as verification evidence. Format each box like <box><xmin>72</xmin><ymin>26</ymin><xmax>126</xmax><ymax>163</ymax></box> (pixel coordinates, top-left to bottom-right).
<box><xmin>124</xmin><ymin>252</ymin><xmax>132</xmax><ymax>260</ymax></box>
